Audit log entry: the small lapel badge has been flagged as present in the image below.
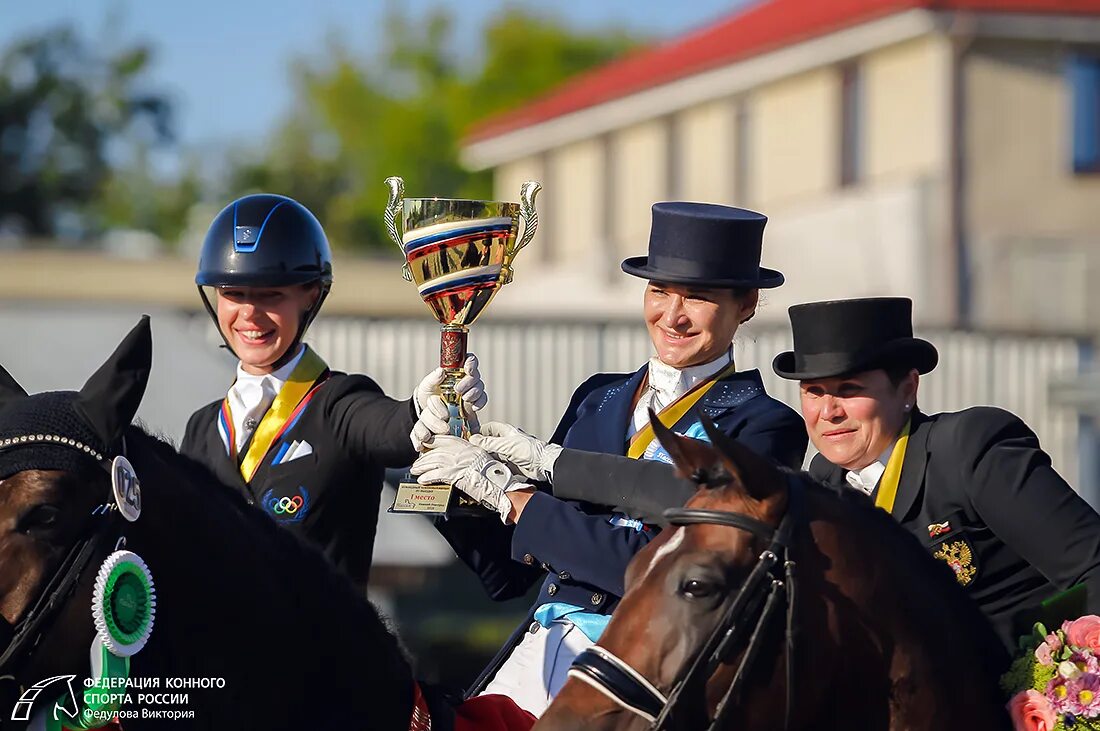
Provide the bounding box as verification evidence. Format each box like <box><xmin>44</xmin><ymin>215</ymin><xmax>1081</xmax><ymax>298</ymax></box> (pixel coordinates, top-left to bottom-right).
<box><xmin>928</xmin><ymin>520</ymin><xmax>951</xmax><ymax>538</ymax></box>
<box><xmin>934</xmin><ymin>539</ymin><xmax>977</xmax><ymax>586</ymax></box>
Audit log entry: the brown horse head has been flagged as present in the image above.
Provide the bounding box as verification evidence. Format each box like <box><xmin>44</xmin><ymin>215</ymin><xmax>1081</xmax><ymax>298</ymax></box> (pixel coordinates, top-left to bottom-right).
<box><xmin>0</xmin><ymin>317</ymin><xmax>150</xmax><ymax>683</ymax></box>
<box><xmin>538</xmin><ymin>410</ymin><xmax>1010</xmax><ymax>730</ymax></box>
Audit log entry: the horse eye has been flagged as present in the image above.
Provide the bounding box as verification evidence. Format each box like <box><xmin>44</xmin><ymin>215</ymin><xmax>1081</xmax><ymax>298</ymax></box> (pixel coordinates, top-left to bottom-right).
<box><xmin>680</xmin><ymin>578</ymin><xmax>719</xmax><ymax>600</ymax></box>
<box><xmin>20</xmin><ymin>505</ymin><xmax>61</xmax><ymax>533</ymax></box>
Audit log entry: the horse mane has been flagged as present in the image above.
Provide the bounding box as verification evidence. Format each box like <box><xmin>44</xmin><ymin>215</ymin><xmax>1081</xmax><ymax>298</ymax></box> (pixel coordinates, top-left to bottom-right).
<box><xmin>117</xmin><ymin>424</ymin><xmax>416</xmax><ymax>727</ymax></box>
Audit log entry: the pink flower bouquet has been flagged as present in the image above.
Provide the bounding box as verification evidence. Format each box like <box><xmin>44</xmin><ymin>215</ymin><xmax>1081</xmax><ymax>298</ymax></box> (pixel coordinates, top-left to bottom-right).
<box><xmin>1003</xmin><ymin>616</ymin><xmax>1100</xmax><ymax>730</ymax></box>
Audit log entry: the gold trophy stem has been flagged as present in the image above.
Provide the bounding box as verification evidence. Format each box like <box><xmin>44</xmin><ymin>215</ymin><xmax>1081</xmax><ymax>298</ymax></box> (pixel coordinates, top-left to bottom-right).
<box><xmin>439</xmin><ymin>325</ymin><xmax>470</xmax><ymax>439</ymax></box>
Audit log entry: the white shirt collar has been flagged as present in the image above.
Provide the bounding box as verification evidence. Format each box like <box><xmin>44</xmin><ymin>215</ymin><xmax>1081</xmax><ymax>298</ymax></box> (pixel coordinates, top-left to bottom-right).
<box><xmin>629</xmin><ymin>349</ymin><xmax>733</xmax><ymax>437</ymax></box>
<box><xmin>646</xmin><ymin>349</ymin><xmax>732</xmax><ymax>408</ymax></box>
<box><xmin>226</xmin><ymin>345</ymin><xmax>306</xmax><ymax>451</ymax></box>
<box><xmin>844</xmin><ymin>440</ymin><xmax>898</xmax><ymax>496</ymax></box>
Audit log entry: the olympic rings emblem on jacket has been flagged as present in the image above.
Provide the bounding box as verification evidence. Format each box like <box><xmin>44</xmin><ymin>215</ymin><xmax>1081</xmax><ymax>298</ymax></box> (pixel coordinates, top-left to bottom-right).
<box><xmin>261</xmin><ymin>487</ymin><xmax>310</xmax><ymax>523</ymax></box>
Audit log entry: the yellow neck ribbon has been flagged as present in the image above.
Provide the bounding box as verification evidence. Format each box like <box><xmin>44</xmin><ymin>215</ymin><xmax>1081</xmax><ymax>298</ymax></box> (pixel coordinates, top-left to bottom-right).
<box><xmin>627</xmin><ymin>360</ymin><xmax>739</xmax><ymax>460</ymax></box>
<box><xmin>236</xmin><ymin>347</ymin><xmax>329</xmax><ymax>483</ymax></box>
<box><xmin>873</xmin><ymin>417</ymin><xmax>912</xmax><ymax>513</ymax></box>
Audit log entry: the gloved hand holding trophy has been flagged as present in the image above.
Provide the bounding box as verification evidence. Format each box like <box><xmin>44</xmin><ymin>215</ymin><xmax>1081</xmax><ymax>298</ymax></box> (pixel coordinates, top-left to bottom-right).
<box><xmin>384</xmin><ymin>176</ymin><xmax>540</xmax><ymax>516</ymax></box>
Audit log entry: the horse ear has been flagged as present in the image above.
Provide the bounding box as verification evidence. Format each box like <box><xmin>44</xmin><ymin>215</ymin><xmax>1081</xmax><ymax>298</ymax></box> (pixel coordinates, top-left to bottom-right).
<box><xmin>698</xmin><ymin>411</ymin><xmax>741</xmax><ymax>463</ymax></box>
<box><xmin>650</xmin><ymin>407</ymin><xmax>723</xmax><ymax>482</ymax></box>
<box><xmin>0</xmin><ymin>364</ymin><xmax>28</xmax><ymax>407</ymax></box>
<box><xmin>694</xmin><ymin>409</ymin><xmax>780</xmax><ymax>501</ymax></box>
<box><xmin>75</xmin><ymin>316</ymin><xmax>152</xmax><ymax>448</ymax></box>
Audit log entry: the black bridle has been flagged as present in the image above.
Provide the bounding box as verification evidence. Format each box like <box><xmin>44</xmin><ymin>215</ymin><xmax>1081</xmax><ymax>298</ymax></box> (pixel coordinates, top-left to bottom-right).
<box><xmin>0</xmin><ymin>437</ymin><xmax>125</xmax><ymax>683</ymax></box>
<box><xmin>568</xmin><ymin>477</ymin><xmax>801</xmax><ymax>731</ymax></box>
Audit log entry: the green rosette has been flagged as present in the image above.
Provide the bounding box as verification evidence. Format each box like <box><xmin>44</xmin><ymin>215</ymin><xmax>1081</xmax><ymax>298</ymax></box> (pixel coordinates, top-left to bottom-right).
<box><xmin>92</xmin><ymin>550</ymin><xmax>155</xmax><ymax>657</ymax></box>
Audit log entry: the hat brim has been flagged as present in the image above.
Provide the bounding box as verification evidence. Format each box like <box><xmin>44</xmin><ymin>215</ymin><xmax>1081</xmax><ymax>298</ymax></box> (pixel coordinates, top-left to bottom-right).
<box><xmin>772</xmin><ymin>338</ymin><xmax>939</xmax><ymax>381</ymax></box>
<box><xmin>621</xmin><ymin>257</ymin><xmax>785</xmax><ymax>289</ymax></box>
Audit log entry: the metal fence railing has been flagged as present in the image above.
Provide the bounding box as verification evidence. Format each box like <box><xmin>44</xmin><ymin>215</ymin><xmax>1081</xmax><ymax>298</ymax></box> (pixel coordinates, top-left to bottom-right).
<box><xmin>300</xmin><ymin>317</ymin><xmax>1087</xmax><ymax>486</ymax></box>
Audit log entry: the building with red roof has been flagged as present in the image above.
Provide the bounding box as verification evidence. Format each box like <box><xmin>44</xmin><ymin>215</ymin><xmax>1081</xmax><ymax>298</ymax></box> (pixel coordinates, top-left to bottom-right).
<box><xmin>462</xmin><ymin>0</ymin><xmax>1100</xmax><ymax>333</ymax></box>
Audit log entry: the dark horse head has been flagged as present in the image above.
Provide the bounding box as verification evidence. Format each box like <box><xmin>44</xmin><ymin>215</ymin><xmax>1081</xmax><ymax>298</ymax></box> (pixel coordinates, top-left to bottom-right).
<box><xmin>538</xmin><ymin>412</ymin><xmax>1011</xmax><ymax>730</ymax></box>
<box><xmin>0</xmin><ymin>319</ymin><xmax>424</xmax><ymax>729</ymax></box>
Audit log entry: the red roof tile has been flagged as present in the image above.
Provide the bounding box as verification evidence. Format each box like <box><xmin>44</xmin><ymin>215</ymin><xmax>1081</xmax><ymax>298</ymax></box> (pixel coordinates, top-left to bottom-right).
<box><xmin>466</xmin><ymin>0</ymin><xmax>1100</xmax><ymax>143</ymax></box>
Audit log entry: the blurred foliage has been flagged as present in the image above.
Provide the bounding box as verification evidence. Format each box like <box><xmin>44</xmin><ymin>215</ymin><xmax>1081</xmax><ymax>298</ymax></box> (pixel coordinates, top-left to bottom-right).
<box><xmin>226</xmin><ymin>6</ymin><xmax>642</xmax><ymax>252</ymax></box>
<box><xmin>0</xmin><ymin>8</ymin><xmax>641</xmax><ymax>250</ymax></box>
<box><xmin>0</xmin><ymin>25</ymin><xmax>189</xmax><ymax>241</ymax></box>
<box><xmin>98</xmin><ymin>148</ymin><xmax>204</xmax><ymax>245</ymax></box>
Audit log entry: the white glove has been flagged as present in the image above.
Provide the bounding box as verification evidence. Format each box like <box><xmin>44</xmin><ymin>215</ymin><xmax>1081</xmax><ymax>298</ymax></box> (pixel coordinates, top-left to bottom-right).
<box><xmin>469</xmin><ymin>421</ymin><xmax>562</xmax><ymax>483</ymax></box>
<box><xmin>411</xmin><ymin>354</ymin><xmax>488</xmax><ymax>452</ymax></box>
<box><xmin>410</xmin><ymin>436</ymin><xmax>523</xmax><ymax>522</ymax></box>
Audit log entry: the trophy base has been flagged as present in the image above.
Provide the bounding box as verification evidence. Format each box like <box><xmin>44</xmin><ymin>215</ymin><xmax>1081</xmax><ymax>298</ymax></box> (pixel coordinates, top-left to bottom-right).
<box><xmin>388</xmin><ymin>473</ymin><xmax>494</xmax><ymax>517</ymax></box>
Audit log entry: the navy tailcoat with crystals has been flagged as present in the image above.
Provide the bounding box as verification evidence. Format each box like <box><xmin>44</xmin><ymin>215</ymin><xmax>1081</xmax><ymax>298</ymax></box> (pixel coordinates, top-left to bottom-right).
<box><xmin>435</xmin><ymin>364</ymin><xmax>806</xmax><ymax>694</ymax></box>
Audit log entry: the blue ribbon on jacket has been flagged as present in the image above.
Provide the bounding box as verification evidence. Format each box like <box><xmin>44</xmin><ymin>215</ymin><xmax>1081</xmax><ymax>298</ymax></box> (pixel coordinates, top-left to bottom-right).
<box><xmin>533</xmin><ymin>602</ymin><xmax>612</xmax><ymax>643</ymax></box>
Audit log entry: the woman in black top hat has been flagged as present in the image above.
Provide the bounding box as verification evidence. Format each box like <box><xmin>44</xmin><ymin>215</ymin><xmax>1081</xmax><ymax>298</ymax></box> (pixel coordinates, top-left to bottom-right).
<box><xmin>409</xmin><ymin>202</ymin><xmax>807</xmax><ymax>716</ymax></box>
<box><xmin>772</xmin><ymin>297</ymin><xmax>1100</xmax><ymax>647</ymax></box>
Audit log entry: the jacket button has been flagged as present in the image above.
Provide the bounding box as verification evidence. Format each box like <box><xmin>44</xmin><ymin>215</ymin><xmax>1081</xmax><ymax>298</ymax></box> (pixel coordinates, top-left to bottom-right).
<box><xmin>547</xmin><ymin>583</ymin><xmax>558</xmax><ymax>596</ymax></box>
<box><xmin>590</xmin><ymin>592</ymin><xmax>604</xmax><ymax>606</ymax></box>
<box><xmin>522</xmin><ymin>553</ymin><xmax>535</xmax><ymax>566</ymax></box>
<box><xmin>529</xmin><ymin>621</ymin><xmax>540</xmax><ymax>634</ymax></box>
<box><xmin>540</xmin><ymin>562</ymin><xmax>552</xmax><ymax>572</ymax></box>
<box><xmin>558</xmin><ymin>570</ymin><xmax>571</xmax><ymax>581</ymax></box>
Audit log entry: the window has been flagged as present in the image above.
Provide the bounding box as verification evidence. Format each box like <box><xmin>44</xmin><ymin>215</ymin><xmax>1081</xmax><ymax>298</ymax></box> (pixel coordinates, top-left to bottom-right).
<box><xmin>1071</xmin><ymin>54</ymin><xmax>1100</xmax><ymax>173</ymax></box>
<box><xmin>733</xmin><ymin>98</ymin><xmax>752</xmax><ymax>204</ymax></box>
<box><xmin>839</xmin><ymin>62</ymin><xmax>863</xmax><ymax>188</ymax></box>
<box><xmin>666</xmin><ymin>114</ymin><xmax>682</xmax><ymax>199</ymax></box>
<box><xmin>537</xmin><ymin>152</ymin><xmax>555</xmax><ymax>264</ymax></box>
<box><xmin>600</xmin><ymin>133</ymin><xmax>618</xmax><ymax>278</ymax></box>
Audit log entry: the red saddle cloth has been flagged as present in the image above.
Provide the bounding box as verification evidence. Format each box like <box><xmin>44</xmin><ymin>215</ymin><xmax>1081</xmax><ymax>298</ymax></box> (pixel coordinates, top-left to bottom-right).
<box><xmin>410</xmin><ymin>683</ymin><xmax>535</xmax><ymax>731</ymax></box>
<box><xmin>454</xmin><ymin>694</ymin><xmax>536</xmax><ymax>731</ymax></box>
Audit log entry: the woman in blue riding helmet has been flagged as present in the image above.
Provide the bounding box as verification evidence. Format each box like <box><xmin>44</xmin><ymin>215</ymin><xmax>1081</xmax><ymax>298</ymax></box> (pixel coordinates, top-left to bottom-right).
<box><xmin>181</xmin><ymin>193</ymin><xmax>486</xmax><ymax>589</ymax></box>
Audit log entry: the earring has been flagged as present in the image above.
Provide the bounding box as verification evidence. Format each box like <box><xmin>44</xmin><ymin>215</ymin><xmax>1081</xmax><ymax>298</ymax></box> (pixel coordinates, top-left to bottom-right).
<box><xmin>904</xmin><ymin>404</ymin><xmax>912</xmax><ymax>411</ymax></box>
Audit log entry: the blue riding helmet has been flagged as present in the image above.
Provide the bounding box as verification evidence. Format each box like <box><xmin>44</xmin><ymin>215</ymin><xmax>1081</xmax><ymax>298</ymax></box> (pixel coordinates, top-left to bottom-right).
<box><xmin>196</xmin><ymin>194</ymin><xmax>334</xmax><ymax>358</ymax></box>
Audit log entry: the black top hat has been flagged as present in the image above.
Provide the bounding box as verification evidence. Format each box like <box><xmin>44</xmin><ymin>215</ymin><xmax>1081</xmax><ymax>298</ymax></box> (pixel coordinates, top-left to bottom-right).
<box><xmin>772</xmin><ymin>297</ymin><xmax>938</xmax><ymax>380</ymax></box>
<box><xmin>621</xmin><ymin>202</ymin><xmax>784</xmax><ymax>289</ymax></box>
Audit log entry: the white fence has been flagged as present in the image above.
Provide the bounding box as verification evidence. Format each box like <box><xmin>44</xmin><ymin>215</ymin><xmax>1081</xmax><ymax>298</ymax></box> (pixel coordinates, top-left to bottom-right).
<box><xmin>305</xmin><ymin>317</ymin><xmax>1088</xmax><ymax>487</ymax></box>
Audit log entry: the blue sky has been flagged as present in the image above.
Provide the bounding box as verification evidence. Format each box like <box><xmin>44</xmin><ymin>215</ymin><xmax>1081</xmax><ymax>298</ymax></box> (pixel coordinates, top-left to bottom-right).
<box><xmin>4</xmin><ymin>0</ymin><xmax>749</xmax><ymax>150</ymax></box>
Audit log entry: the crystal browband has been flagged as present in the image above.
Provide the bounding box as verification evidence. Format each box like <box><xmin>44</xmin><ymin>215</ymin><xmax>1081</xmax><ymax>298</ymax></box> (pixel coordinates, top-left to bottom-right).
<box><xmin>0</xmin><ymin>434</ymin><xmax>106</xmax><ymax>462</ymax></box>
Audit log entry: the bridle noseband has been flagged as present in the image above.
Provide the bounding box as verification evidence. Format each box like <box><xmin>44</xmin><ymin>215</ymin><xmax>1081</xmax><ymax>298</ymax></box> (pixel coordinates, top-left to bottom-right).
<box><xmin>568</xmin><ymin>477</ymin><xmax>802</xmax><ymax>731</ymax></box>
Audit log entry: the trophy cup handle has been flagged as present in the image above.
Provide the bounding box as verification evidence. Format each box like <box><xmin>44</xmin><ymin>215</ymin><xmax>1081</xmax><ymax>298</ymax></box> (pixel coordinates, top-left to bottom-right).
<box><xmin>500</xmin><ymin>180</ymin><xmax>541</xmax><ymax>285</ymax></box>
<box><xmin>384</xmin><ymin>176</ymin><xmax>412</xmax><ymax>282</ymax></box>
<box><xmin>513</xmin><ymin>181</ymin><xmax>542</xmax><ymax>257</ymax></box>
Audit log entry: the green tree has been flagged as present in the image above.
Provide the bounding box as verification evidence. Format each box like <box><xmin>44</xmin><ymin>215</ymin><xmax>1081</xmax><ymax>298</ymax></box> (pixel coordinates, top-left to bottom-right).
<box><xmin>0</xmin><ymin>25</ymin><xmax>175</xmax><ymax>239</ymax></box>
<box><xmin>227</xmin><ymin>7</ymin><xmax>642</xmax><ymax>253</ymax></box>
<box><xmin>97</xmin><ymin>147</ymin><xmax>203</xmax><ymax>246</ymax></box>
